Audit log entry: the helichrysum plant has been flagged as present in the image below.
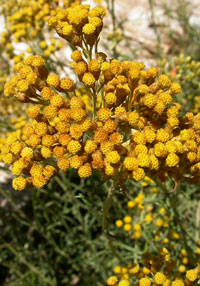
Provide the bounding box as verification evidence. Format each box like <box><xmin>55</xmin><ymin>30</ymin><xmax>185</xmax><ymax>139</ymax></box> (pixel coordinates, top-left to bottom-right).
<box><xmin>2</xmin><ymin>4</ymin><xmax>197</xmax><ymax>191</ymax></box>
<box><xmin>1</xmin><ymin>3</ymin><xmax>200</xmax><ymax>286</ymax></box>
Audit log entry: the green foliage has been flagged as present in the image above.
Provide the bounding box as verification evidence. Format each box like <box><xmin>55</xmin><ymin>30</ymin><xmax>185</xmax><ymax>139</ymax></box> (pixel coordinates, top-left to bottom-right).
<box><xmin>0</xmin><ymin>171</ymin><xmax>139</xmax><ymax>286</ymax></box>
<box><xmin>0</xmin><ymin>173</ymin><xmax>199</xmax><ymax>285</ymax></box>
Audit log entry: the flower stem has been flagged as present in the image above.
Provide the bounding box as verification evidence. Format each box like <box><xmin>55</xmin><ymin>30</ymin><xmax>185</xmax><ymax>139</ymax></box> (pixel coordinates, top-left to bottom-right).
<box><xmin>102</xmin><ymin>182</ymin><xmax>126</xmax><ymax>264</ymax></box>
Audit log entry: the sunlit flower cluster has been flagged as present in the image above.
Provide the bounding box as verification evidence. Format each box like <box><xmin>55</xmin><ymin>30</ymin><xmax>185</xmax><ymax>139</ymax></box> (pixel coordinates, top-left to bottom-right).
<box><xmin>2</xmin><ymin>4</ymin><xmax>200</xmax><ymax>191</ymax></box>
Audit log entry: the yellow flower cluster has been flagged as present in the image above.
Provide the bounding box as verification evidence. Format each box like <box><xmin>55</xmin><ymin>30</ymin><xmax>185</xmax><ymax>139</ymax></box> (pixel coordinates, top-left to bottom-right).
<box><xmin>2</xmin><ymin>4</ymin><xmax>200</xmax><ymax>191</ymax></box>
<box><xmin>0</xmin><ymin>68</ymin><xmax>27</xmax><ymax>142</ymax></box>
<box><xmin>0</xmin><ymin>0</ymin><xmax>78</xmax><ymax>44</ymax></box>
<box><xmin>49</xmin><ymin>4</ymin><xmax>105</xmax><ymax>47</ymax></box>
<box><xmin>158</xmin><ymin>54</ymin><xmax>200</xmax><ymax>114</ymax></box>
<box><xmin>4</xmin><ymin>55</ymin><xmax>48</xmax><ymax>102</ymax></box>
<box><xmin>0</xmin><ymin>0</ymin><xmax>80</xmax><ymax>62</ymax></box>
<box><xmin>115</xmin><ymin>191</ymin><xmax>145</xmax><ymax>239</ymax></box>
<box><xmin>107</xmin><ymin>249</ymin><xmax>200</xmax><ymax>286</ymax></box>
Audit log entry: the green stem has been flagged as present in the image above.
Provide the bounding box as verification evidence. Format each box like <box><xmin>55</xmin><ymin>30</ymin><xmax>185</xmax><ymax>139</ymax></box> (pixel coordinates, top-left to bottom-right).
<box><xmin>0</xmin><ymin>187</ymin><xmax>26</xmax><ymax>219</ymax></box>
<box><xmin>89</xmin><ymin>45</ymin><xmax>93</xmax><ymax>60</ymax></box>
<box><xmin>55</xmin><ymin>176</ymin><xmax>68</xmax><ymax>191</ymax></box>
<box><xmin>102</xmin><ymin>184</ymin><xmax>114</xmax><ymax>231</ymax></box>
<box><xmin>106</xmin><ymin>0</ymin><xmax>118</xmax><ymax>58</ymax></box>
<box><xmin>148</xmin><ymin>0</ymin><xmax>162</xmax><ymax>58</ymax></box>
<box><xmin>111</xmin><ymin>0</ymin><xmax>116</xmax><ymax>32</ymax></box>
<box><xmin>1</xmin><ymin>240</ymin><xmax>55</xmax><ymax>286</ymax></box>
<box><xmin>92</xmin><ymin>92</ymin><xmax>97</xmax><ymax>119</ymax></box>
<box><xmin>102</xmin><ymin>182</ymin><xmax>126</xmax><ymax>264</ymax></box>
<box><xmin>95</xmin><ymin>39</ymin><xmax>99</xmax><ymax>58</ymax></box>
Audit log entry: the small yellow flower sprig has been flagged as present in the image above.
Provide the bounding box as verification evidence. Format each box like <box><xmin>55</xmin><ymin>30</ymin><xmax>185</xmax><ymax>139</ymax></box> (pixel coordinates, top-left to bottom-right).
<box><xmin>4</xmin><ymin>55</ymin><xmax>49</xmax><ymax>103</ymax></box>
<box><xmin>158</xmin><ymin>54</ymin><xmax>200</xmax><ymax>114</ymax></box>
<box><xmin>0</xmin><ymin>67</ymin><xmax>27</xmax><ymax>138</ymax></box>
<box><xmin>115</xmin><ymin>192</ymin><xmax>145</xmax><ymax>240</ymax></box>
<box><xmin>114</xmin><ymin>182</ymin><xmax>181</xmax><ymax>245</ymax></box>
<box><xmin>107</xmin><ymin>248</ymin><xmax>200</xmax><ymax>286</ymax></box>
<box><xmin>48</xmin><ymin>4</ymin><xmax>105</xmax><ymax>56</ymax></box>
